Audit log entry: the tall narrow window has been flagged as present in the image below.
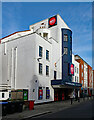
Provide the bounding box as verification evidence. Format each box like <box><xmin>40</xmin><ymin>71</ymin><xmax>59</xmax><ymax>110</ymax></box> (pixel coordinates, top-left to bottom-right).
<box><xmin>75</xmin><ymin>76</ymin><xmax>76</xmax><ymax>82</ymax></box>
<box><xmin>39</xmin><ymin>63</ymin><xmax>42</xmax><ymax>74</ymax></box>
<box><xmin>70</xmin><ymin>36</ymin><xmax>72</xmax><ymax>43</ymax></box>
<box><xmin>38</xmin><ymin>87</ymin><xmax>43</xmax><ymax>100</ymax></box>
<box><xmin>64</xmin><ymin>34</ymin><xmax>68</xmax><ymax>41</ymax></box>
<box><xmin>46</xmin><ymin>65</ymin><xmax>49</xmax><ymax>76</ymax></box>
<box><xmin>75</xmin><ymin>67</ymin><xmax>76</xmax><ymax>73</ymax></box>
<box><xmin>2</xmin><ymin>93</ymin><xmax>4</xmax><ymax>98</ymax></box>
<box><xmin>43</xmin><ymin>33</ymin><xmax>48</xmax><ymax>40</ymax></box>
<box><xmin>82</xmin><ymin>65</ymin><xmax>83</xmax><ymax>69</ymax></box>
<box><xmin>46</xmin><ymin>50</ymin><xmax>49</xmax><ymax>60</ymax></box>
<box><xmin>82</xmin><ymin>72</ymin><xmax>83</xmax><ymax>77</ymax></box>
<box><xmin>46</xmin><ymin>87</ymin><xmax>50</xmax><ymax>99</ymax></box>
<box><xmin>77</xmin><ymin>68</ymin><xmax>78</xmax><ymax>73</ymax></box>
<box><xmin>70</xmin><ymin>50</ymin><xmax>72</xmax><ymax>56</ymax></box>
<box><xmin>54</xmin><ymin>71</ymin><xmax>57</xmax><ymax>79</ymax></box>
<box><xmin>39</xmin><ymin>46</ymin><xmax>43</xmax><ymax>57</ymax></box>
<box><xmin>64</xmin><ymin>47</ymin><xmax>68</xmax><ymax>55</ymax></box>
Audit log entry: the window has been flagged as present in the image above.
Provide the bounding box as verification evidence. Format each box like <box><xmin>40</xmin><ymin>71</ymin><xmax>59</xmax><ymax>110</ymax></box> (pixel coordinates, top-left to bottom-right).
<box><xmin>70</xmin><ymin>50</ymin><xmax>72</xmax><ymax>56</ymax></box>
<box><xmin>39</xmin><ymin>33</ymin><xmax>41</xmax><ymax>36</ymax></box>
<box><xmin>54</xmin><ymin>71</ymin><xmax>57</xmax><ymax>79</ymax></box>
<box><xmin>82</xmin><ymin>65</ymin><xmax>83</xmax><ymax>69</ymax></box>
<box><xmin>82</xmin><ymin>80</ymin><xmax>83</xmax><ymax>85</ymax></box>
<box><xmin>77</xmin><ymin>77</ymin><xmax>78</xmax><ymax>82</ymax></box>
<box><xmin>39</xmin><ymin>63</ymin><xmax>42</xmax><ymax>74</ymax></box>
<box><xmin>46</xmin><ymin>65</ymin><xmax>49</xmax><ymax>76</ymax></box>
<box><xmin>75</xmin><ymin>76</ymin><xmax>76</xmax><ymax>82</ymax></box>
<box><xmin>43</xmin><ymin>33</ymin><xmax>48</xmax><ymax>39</ymax></box>
<box><xmin>70</xmin><ymin>36</ymin><xmax>72</xmax><ymax>43</ymax></box>
<box><xmin>64</xmin><ymin>34</ymin><xmax>68</xmax><ymax>41</ymax></box>
<box><xmin>82</xmin><ymin>72</ymin><xmax>83</xmax><ymax>77</ymax></box>
<box><xmin>64</xmin><ymin>47</ymin><xmax>68</xmax><ymax>55</ymax></box>
<box><xmin>77</xmin><ymin>68</ymin><xmax>78</xmax><ymax>73</ymax></box>
<box><xmin>38</xmin><ymin>87</ymin><xmax>43</xmax><ymax>100</ymax></box>
<box><xmin>75</xmin><ymin>67</ymin><xmax>76</xmax><ymax>73</ymax></box>
<box><xmin>2</xmin><ymin>93</ymin><xmax>4</xmax><ymax>98</ymax></box>
<box><xmin>46</xmin><ymin>50</ymin><xmax>49</xmax><ymax>60</ymax></box>
<box><xmin>46</xmin><ymin>87</ymin><xmax>50</xmax><ymax>99</ymax></box>
<box><xmin>39</xmin><ymin>46</ymin><xmax>43</xmax><ymax>57</ymax></box>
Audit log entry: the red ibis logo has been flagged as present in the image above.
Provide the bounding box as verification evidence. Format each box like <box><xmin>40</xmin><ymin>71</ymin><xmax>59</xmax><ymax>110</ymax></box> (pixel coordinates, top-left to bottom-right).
<box><xmin>48</xmin><ymin>16</ymin><xmax>57</xmax><ymax>27</ymax></box>
<box><xmin>71</xmin><ymin>64</ymin><xmax>74</xmax><ymax>75</ymax></box>
<box><xmin>49</xmin><ymin>17</ymin><xmax>56</xmax><ymax>26</ymax></box>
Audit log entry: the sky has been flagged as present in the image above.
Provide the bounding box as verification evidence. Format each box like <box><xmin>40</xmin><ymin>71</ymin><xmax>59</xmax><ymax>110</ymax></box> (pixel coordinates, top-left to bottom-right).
<box><xmin>1</xmin><ymin>2</ymin><xmax>92</xmax><ymax>67</ymax></box>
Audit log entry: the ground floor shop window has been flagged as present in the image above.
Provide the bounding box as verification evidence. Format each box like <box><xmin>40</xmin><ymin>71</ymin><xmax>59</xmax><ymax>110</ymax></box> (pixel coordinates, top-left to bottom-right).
<box><xmin>38</xmin><ymin>87</ymin><xmax>43</xmax><ymax>100</ymax></box>
<box><xmin>46</xmin><ymin>87</ymin><xmax>50</xmax><ymax>99</ymax></box>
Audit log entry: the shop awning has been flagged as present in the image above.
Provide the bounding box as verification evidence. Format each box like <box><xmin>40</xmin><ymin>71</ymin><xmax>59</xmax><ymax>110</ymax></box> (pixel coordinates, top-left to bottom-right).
<box><xmin>51</xmin><ymin>79</ymin><xmax>82</xmax><ymax>88</ymax></box>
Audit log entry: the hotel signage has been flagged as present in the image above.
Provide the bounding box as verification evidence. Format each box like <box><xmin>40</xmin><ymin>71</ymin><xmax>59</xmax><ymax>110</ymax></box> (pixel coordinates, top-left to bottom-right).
<box><xmin>48</xmin><ymin>15</ymin><xmax>57</xmax><ymax>28</ymax></box>
<box><xmin>69</xmin><ymin>63</ymin><xmax>74</xmax><ymax>75</ymax></box>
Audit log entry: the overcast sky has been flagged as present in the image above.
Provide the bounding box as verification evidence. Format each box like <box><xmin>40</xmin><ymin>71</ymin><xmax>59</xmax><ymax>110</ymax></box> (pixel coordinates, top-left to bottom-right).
<box><xmin>1</xmin><ymin>2</ymin><xmax>92</xmax><ymax>67</ymax></box>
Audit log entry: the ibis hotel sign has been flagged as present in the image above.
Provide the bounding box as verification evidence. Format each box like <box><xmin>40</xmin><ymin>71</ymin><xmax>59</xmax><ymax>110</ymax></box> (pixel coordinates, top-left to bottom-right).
<box><xmin>48</xmin><ymin>15</ymin><xmax>57</xmax><ymax>28</ymax></box>
<box><xmin>68</xmin><ymin>63</ymin><xmax>74</xmax><ymax>75</ymax></box>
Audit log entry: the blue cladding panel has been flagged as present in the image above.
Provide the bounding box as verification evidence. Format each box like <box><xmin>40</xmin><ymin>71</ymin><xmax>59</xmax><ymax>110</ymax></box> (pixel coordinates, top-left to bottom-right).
<box><xmin>61</xmin><ymin>28</ymin><xmax>72</xmax><ymax>82</ymax></box>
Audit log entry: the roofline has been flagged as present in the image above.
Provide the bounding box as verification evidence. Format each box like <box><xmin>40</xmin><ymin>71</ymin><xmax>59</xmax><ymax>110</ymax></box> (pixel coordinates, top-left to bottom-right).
<box><xmin>29</xmin><ymin>14</ymin><xmax>70</xmax><ymax>30</ymax></box>
<box><xmin>57</xmin><ymin>14</ymin><xmax>70</xmax><ymax>30</ymax></box>
<box><xmin>29</xmin><ymin>14</ymin><xmax>59</xmax><ymax>28</ymax></box>
<box><xmin>0</xmin><ymin>30</ymin><xmax>31</xmax><ymax>40</ymax></box>
<box><xmin>1</xmin><ymin>32</ymin><xmax>52</xmax><ymax>45</ymax></box>
<box><xmin>75</xmin><ymin>54</ymin><xmax>92</xmax><ymax>68</ymax></box>
<box><xmin>1</xmin><ymin>32</ymin><xmax>36</xmax><ymax>44</ymax></box>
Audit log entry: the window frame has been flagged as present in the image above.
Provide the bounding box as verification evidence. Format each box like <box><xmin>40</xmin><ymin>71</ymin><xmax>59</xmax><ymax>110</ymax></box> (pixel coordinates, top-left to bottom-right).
<box><xmin>46</xmin><ymin>87</ymin><xmax>50</xmax><ymax>99</ymax></box>
<box><xmin>64</xmin><ymin>34</ymin><xmax>68</xmax><ymax>42</ymax></box>
<box><xmin>46</xmin><ymin>50</ymin><xmax>49</xmax><ymax>60</ymax></box>
<box><xmin>70</xmin><ymin>36</ymin><xmax>72</xmax><ymax>43</ymax></box>
<box><xmin>39</xmin><ymin>63</ymin><xmax>43</xmax><ymax>74</ymax></box>
<box><xmin>64</xmin><ymin>47</ymin><xmax>68</xmax><ymax>55</ymax></box>
<box><xmin>54</xmin><ymin>71</ymin><xmax>57</xmax><ymax>79</ymax></box>
<box><xmin>39</xmin><ymin>46</ymin><xmax>43</xmax><ymax>57</ymax></box>
<box><xmin>46</xmin><ymin>65</ymin><xmax>49</xmax><ymax>76</ymax></box>
<box><xmin>2</xmin><ymin>93</ymin><xmax>4</xmax><ymax>98</ymax></box>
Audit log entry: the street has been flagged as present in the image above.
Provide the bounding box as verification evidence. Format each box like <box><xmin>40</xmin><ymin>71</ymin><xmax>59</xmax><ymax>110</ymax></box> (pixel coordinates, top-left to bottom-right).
<box><xmin>29</xmin><ymin>100</ymin><xmax>94</xmax><ymax>120</ymax></box>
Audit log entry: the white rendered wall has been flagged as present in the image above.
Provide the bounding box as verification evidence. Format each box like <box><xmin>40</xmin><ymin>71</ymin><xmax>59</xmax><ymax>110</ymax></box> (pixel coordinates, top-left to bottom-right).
<box><xmin>72</xmin><ymin>54</ymin><xmax>79</xmax><ymax>83</ymax></box>
<box><xmin>0</xmin><ymin>44</ymin><xmax>2</xmax><ymax>84</ymax></box>
<box><xmin>0</xmin><ymin>14</ymin><xmax>71</xmax><ymax>103</ymax></box>
<box><xmin>84</xmin><ymin>63</ymin><xmax>88</xmax><ymax>88</ymax></box>
<box><xmin>0</xmin><ymin>92</ymin><xmax>9</xmax><ymax>100</ymax></box>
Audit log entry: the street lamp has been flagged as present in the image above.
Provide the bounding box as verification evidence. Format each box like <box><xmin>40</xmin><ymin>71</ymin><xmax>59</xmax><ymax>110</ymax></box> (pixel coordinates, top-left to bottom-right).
<box><xmin>54</xmin><ymin>53</ymin><xmax>65</xmax><ymax>67</ymax></box>
<box><xmin>37</xmin><ymin>57</ymin><xmax>42</xmax><ymax>62</ymax></box>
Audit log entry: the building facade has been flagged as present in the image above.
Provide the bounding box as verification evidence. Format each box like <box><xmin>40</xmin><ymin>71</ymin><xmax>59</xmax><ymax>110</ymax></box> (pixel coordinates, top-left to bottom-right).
<box><xmin>88</xmin><ymin>65</ymin><xmax>93</xmax><ymax>96</ymax></box>
<box><xmin>72</xmin><ymin>54</ymin><xmax>79</xmax><ymax>83</ymax></box>
<box><xmin>75</xmin><ymin>55</ymin><xmax>93</xmax><ymax>97</ymax></box>
<box><xmin>0</xmin><ymin>14</ymin><xmax>82</xmax><ymax>102</ymax></box>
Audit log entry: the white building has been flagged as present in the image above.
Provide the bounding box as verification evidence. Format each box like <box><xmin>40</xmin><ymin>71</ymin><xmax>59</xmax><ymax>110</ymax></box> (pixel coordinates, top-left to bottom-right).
<box><xmin>0</xmin><ymin>14</ymin><xmax>74</xmax><ymax>103</ymax></box>
<box><xmin>72</xmin><ymin>54</ymin><xmax>79</xmax><ymax>83</ymax></box>
<box><xmin>84</xmin><ymin>62</ymin><xmax>88</xmax><ymax>95</ymax></box>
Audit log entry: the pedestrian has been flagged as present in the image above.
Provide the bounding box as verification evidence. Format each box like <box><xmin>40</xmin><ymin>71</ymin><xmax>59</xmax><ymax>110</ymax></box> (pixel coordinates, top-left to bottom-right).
<box><xmin>78</xmin><ymin>91</ymin><xmax>80</xmax><ymax>102</ymax></box>
<box><xmin>75</xmin><ymin>92</ymin><xmax>78</xmax><ymax>101</ymax></box>
<box><xmin>69</xmin><ymin>92</ymin><xmax>73</xmax><ymax>105</ymax></box>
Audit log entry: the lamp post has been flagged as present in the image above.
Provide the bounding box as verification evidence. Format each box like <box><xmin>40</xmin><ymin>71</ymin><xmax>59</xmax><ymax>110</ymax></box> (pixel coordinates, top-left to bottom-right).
<box><xmin>54</xmin><ymin>53</ymin><xmax>65</xmax><ymax>67</ymax></box>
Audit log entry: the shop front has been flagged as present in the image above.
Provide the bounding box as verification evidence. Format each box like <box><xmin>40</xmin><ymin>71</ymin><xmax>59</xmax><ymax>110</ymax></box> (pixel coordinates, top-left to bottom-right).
<box><xmin>51</xmin><ymin>80</ymin><xmax>82</xmax><ymax>101</ymax></box>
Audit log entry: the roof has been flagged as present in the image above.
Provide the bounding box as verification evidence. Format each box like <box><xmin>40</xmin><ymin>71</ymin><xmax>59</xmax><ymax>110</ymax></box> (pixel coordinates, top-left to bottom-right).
<box><xmin>0</xmin><ymin>30</ymin><xmax>31</xmax><ymax>40</ymax></box>
<box><xmin>75</xmin><ymin>54</ymin><xmax>92</xmax><ymax>68</ymax></box>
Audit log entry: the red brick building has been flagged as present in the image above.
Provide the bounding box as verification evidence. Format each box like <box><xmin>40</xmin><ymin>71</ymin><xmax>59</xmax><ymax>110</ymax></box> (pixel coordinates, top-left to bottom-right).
<box><xmin>75</xmin><ymin>55</ymin><xmax>93</xmax><ymax>97</ymax></box>
<box><xmin>75</xmin><ymin>55</ymin><xmax>84</xmax><ymax>96</ymax></box>
<box><xmin>93</xmin><ymin>70</ymin><xmax>94</xmax><ymax>95</ymax></box>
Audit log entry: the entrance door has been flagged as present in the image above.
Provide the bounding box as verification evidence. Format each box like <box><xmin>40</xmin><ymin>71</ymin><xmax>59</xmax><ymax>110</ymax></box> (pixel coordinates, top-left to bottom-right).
<box><xmin>54</xmin><ymin>89</ymin><xmax>65</xmax><ymax>101</ymax></box>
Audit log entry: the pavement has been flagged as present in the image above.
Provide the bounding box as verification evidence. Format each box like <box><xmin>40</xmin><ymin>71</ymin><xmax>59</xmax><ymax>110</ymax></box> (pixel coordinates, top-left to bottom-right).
<box><xmin>1</xmin><ymin>96</ymin><xmax>94</xmax><ymax>120</ymax></box>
